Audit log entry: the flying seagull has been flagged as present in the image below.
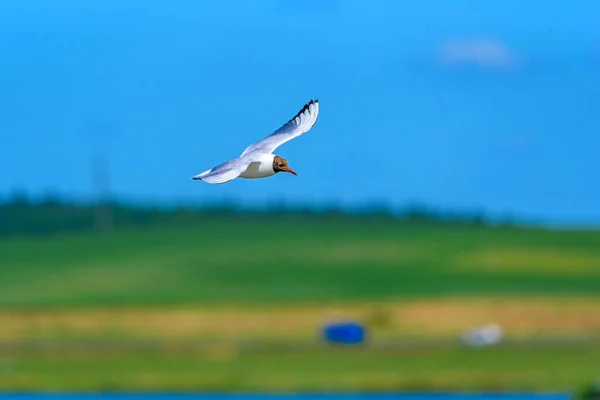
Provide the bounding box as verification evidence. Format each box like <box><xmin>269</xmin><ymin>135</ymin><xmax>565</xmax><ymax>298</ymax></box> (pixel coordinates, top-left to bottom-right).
<box><xmin>192</xmin><ymin>99</ymin><xmax>319</xmax><ymax>184</ymax></box>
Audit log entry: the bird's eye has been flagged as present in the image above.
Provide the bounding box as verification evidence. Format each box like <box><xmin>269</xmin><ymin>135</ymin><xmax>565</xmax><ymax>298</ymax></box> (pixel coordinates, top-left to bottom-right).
<box><xmin>278</xmin><ymin>163</ymin><xmax>283</xmax><ymax>167</ymax></box>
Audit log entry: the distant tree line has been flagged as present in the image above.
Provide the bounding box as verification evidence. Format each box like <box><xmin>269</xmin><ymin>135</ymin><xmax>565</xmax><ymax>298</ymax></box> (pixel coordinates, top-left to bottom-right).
<box><xmin>0</xmin><ymin>192</ymin><xmax>515</xmax><ymax>237</ymax></box>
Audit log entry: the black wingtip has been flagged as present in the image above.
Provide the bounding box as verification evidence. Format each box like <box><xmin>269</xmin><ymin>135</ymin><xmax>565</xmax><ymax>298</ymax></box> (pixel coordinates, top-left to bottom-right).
<box><xmin>296</xmin><ymin>99</ymin><xmax>319</xmax><ymax>117</ymax></box>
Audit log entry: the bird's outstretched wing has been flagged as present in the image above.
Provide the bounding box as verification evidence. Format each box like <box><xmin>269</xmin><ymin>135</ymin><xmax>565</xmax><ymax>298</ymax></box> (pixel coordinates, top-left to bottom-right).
<box><xmin>240</xmin><ymin>99</ymin><xmax>319</xmax><ymax>157</ymax></box>
<box><xmin>191</xmin><ymin>158</ymin><xmax>251</xmax><ymax>184</ymax></box>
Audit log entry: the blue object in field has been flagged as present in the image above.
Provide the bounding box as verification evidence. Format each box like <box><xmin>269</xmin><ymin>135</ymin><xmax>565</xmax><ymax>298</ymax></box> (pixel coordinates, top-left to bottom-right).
<box><xmin>321</xmin><ymin>321</ymin><xmax>366</xmax><ymax>345</ymax></box>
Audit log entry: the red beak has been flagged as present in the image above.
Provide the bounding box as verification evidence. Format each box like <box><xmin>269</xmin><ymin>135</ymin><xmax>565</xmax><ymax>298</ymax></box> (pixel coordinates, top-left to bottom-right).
<box><xmin>287</xmin><ymin>168</ymin><xmax>297</xmax><ymax>176</ymax></box>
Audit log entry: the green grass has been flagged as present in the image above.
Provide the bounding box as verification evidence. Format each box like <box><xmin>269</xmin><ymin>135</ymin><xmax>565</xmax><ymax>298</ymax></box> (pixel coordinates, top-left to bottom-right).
<box><xmin>2</xmin><ymin>345</ymin><xmax>599</xmax><ymax>391</ymax></box>
<box><xmin>2</xmin><ymin>218</ymin><xmax>600</xmax><ymax>392</ymax></box>
<box><xmin>1</xmin><ymin>219</ymin><xmax>599</xmax><ymax>308</ymax></box>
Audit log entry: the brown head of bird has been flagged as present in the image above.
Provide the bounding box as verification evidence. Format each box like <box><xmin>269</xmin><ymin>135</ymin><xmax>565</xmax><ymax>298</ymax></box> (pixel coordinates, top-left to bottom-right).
<box><xmin>272</xmin><ymin>155</ymin><xmax>297</xmax><ymax>176</ymax></box>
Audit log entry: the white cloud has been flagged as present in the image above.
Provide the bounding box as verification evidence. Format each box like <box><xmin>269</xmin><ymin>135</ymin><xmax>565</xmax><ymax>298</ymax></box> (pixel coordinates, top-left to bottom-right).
<box><xmin>437</xmin><ymin>38</ymin><xmax>519</xmax><ymax>69</ymax></box>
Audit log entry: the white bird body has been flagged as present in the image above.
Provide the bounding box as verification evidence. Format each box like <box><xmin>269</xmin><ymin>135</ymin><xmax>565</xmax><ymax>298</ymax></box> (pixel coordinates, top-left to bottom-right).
<box><xmin>238</xmin><ymin>153</ymin><xmax>277</xmax><ymax>179</ymax></box>
<box><xmin>192</xmin><ymin>100</ymin><xmax>319</xmax><ymax>184</ymax></box>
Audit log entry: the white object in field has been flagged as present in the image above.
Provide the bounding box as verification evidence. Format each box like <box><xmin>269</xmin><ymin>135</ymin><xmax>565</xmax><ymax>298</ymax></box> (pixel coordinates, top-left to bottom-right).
<box><xmin>461</xmin><ymin>323</ymin><xmax>504</xmax><ymax>347</ymax></box>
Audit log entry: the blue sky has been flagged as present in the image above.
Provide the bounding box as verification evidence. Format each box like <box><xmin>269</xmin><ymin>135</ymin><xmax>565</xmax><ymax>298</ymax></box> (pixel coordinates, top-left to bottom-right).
<box><xmin>1</xmin><ymin>0</ymin><xmax>599</xmax><ymax>225</ymax></box>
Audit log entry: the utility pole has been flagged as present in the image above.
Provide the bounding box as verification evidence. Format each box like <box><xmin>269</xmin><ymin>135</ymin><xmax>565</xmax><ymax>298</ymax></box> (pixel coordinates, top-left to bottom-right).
<box><xmin>92</xmin><ymin>150</ymin><xmax>113</xmax><ymax>231</ymax></box>
<box><xmin>90</xmin><ymin>121</ymin><xmax>114</xmax><ymax>232</ymax></box>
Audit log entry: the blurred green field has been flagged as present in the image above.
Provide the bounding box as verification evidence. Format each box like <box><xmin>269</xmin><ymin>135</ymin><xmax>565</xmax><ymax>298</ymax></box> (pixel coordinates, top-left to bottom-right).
<box><xmin>1</xmin><ymin>218</ymin><xmax>600</xmax><ymax>391</ymax></box>
<box><xmin>2</xmin><ymin>345</ymin><xmax>600</xmax><ymax>391</ymax></box>
<box><xmin>1</xmin><ymin>218</ymin><xmax>599</xmax><ymax>308</ymax></box>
